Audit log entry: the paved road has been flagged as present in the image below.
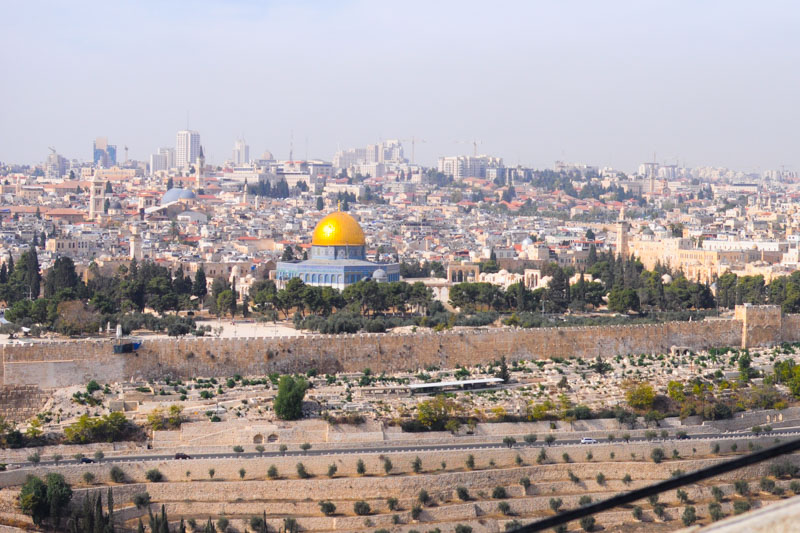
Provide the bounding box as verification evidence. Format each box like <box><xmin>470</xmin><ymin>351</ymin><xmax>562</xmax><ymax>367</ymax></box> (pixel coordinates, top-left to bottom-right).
<box><xmin>7</xmin><ymin>428</ymin><xmax>800</xmax><ymax>470</ymax></box>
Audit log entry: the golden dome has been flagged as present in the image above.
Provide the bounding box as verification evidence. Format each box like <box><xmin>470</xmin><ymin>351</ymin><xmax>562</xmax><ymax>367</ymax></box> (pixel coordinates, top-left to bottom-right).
<box><xmin>311</xmin><ymin>211</ymin><xmax>366</xmax><ymax>246</ymax></box>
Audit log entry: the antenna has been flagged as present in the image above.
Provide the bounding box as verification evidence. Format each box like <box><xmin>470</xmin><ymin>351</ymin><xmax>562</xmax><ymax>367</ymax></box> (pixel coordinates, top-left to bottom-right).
<box><xmin>289</xmin><ymin>130</ymin><xmax>294</xmax><ymax>162</ymax></box>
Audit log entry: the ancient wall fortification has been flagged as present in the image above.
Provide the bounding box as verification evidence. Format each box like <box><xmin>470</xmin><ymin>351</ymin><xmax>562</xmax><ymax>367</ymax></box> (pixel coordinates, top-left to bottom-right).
<box><xmin>1</xmin><ymin>305</ymin><xmax>793</xmax><ymax>388</ymax></box>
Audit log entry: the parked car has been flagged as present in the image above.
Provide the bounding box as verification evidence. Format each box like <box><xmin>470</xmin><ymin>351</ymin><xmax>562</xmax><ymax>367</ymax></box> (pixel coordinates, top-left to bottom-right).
<box><xmin>580</xmin><ymin>437</ymin><xmax>598</xmax><ymax>444</ymax></box>
<box><xmin>80</xmin><ymin>458</ymin><xmax>95</xmax><ymax>464</ymax></box>
<box><xmin>174</xmin><ymin>453</ymin><xmax>192</xmax><ymax>460</ymax></box>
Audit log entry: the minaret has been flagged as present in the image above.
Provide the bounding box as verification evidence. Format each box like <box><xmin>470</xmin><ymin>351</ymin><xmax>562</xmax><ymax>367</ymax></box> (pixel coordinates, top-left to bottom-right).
<box><xmin>196</xmin><ymin>145</ymin><xmax>205</xmax><ymax>191</ymax></box>
<box><xmin>616</xmin><ymin>208</ymin><xmax>629</xmax><ymax>258</ymax></box>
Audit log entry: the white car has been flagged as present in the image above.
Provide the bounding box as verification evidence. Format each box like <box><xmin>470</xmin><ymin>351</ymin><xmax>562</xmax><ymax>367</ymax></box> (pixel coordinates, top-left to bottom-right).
<box><xmin>580</xmin><ymin>437</ymin><xmax>598</xmax><ymax>444</ymax></box>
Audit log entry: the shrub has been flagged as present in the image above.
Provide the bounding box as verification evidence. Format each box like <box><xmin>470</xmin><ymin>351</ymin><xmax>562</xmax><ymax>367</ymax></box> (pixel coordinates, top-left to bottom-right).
<box><xmin>232</xmin><ymin>445</ymin><xmax>244</xmax><ymax>453</ymax></box>
<box><xmin>622</xmin><ymin>473</ymin><xmax>632</xmax><ymax>485</ymax></box>
<box><xmin>713</xmin><ymin>443</ymin><xmax>720</xmax><ymax>454</ymax></box>
<box><xmin>562</xmin><ymin>452</ymin><xmax>572</xmax><ymax>463</ymax></box>
<box><xmin>545</xmin><ymin>434</ymin><xmax>556</xmax><ymax>445</ymax></box>
<box><xmin>110</xmin><ymin>466</ymin><xmax>125</xmax><ymax>483</ymax></box>
<box><xmin>632</xmin><ymin>506</ymin><xmax>643</xmax><ymax>520</ymax></box>
<box><xmin>456</xmin><ymin>486</ymin><xmax>470</xmax><ymax>501</ymax></box>
<box><xmin>760</xmin><ymin>477</ymin><xmax>776</xmax><ymax>493</ymax></box>
<box><xmin>255</xmin><ymin>444</ymin><xmax>265</xmax><ymax>454</ymax></box>
<box><xmin>578</xmin><ymin>495</ymin><xmax>592</xmax><ymax>507</ymax></box>
<box><xmin>682</xmin><ymin>506</ymin><xmax>697</xmax><ymax>527</ymax></box>
<box><xmin>249</xmin><ymin>516</ymin><xmax>265</xmax><ymax>530</ymax></box>
<box><xmin>412</xmin><ymin>456</ymin><xmax>422</xmax><ymax>473</ymax></box>
<box><xmin>238</xmin><ymin>468</ymin><xmax>246</xmax><ymax>479</ymax></box>
<box><xmin>549</xmin><ymin>497</ymin><xmax>563</xmax><ymax>512</ymax></box>
<box><xmin>208</xmin><ymin>468</ymin><xmax>215</xmax><ymax>479</ymax></box>
<box><xmin>568</xmin><ymin>470</ymin><xmax>580</xmax><ymax>483</ymax></box>
<box><xmin>524</xmin><ymin>433</ymin><xmax>537</xmax><ymax>444</ymax></box>
<box><xmin>733</xmin><ymin>500</ymin><xmax>751</xmax><ymax>515</ymax></box>
<box><xmin>644</xmin><ymin>430</ymin><xmax>657</xmax><ymax>440</ymax></box>
<box><xmin>515</xmin><ymin>454</ymin><xmax>523</xmax><ymax>466</ymax></box>
<box><xmin>383</xmin><ymin>457</ymin><xmax>393</xmax><ymax>475</ymax></box>
<box><xmin>217</xmin><ymin>517</ymin><xmax>229</xmax><ymax>532</ymax></box>
<box><xmin>498</xmin><ymin>501</ymin><xmax>512</xmax><ymax>515</ymax></box>
<box><xmin>296</xmin><ymin>462</ymin><xmax>310</xmax><ymax>479</ymax></box>
<box><xmin>273</xmin><ymin>375</ymin><xmax>309</xmax><ymax>420</ymax></box>
<box><xmin>319</xmin><ymin>501</ymin><xmax>336</xmax><ymax>516</ymax></box>
<box><xmin>387</xmin><ymin>497</ymin><xmax>399</xmax><ymax>511</ymax></box>
<box><xmin>734</xmin><ymin>480</ymin><xmax>750</xmax><ymax>496</ymax></box>
<box><xmin>672</xmin><ymin>449</ymin><xmax>680</xmax><ymax>459</ymax></box>
<box><xmin>709</xmin><ymin>502</ymin><xmax>724</xmax><ymax>521</ymax></box>
<box><xmin>596</xmin><ymin>473</ymin><xmax>606</xmax><ymax>485</ymax></box>
<box><xmin>520</xmin><ymin>477</ymin><xmax>531</xmax><ymax>490</ymax></box>
<box><xmin>356</xmin><ymin>459</ymin><xmax>366</xmax><ymax>475</ymax></box>
<box><xmin>492</xmin><ymin>486</ymin><xmax>508</xmax><ymax>499</ymax></box>
<box><xmin>133</xmin><ymin>492</ymin><xmax>151</xmax><ymax>509</ymax></box>
<box><xmin>622</xmin><ymin>433</ymin><xmax>631</xmax><ymax>443</ymax></box>
<box><xmin>327</xmin><ymin>464</ymin><xmax>338</xmax><ymax>478</ymax></box>
<box><xmin>93</xmin><ymin>451</ymin><xmax>104</xmax><ymax>462</ymax></box>
<box><xmin>608</xmin><ymin>434</ymin><xmax>615</xmax><ymax>442</ymax></box>
<box><xmin>82</xmin><ymin>472</ymin><xmax>95</xmax><ymax>484</ymax></box>
<box><xmin>418</xmin><ymin>489</ymin><xmax>431</xmax><ymax>505</ymax></box>
<box><xmin>586</xmin><ymin>451</ymin><xmax>593</xmax><ymax>461</ymax></box>
<box><xmin>650</xmin><ymin>448</ymin><xmax>665</xmax><ymax>464</ymax></box>
<box><xmin>27</xmin><ymin>452</ymin><xmax>41</xmax><ymax>464</ymax></box>
<box><xmin>731</xmin><ymin>443</ymin><xmax>738</xmax><ymax>452</ymax></box>
<box><xmin>537</xmin><ymin>448</ymin><xmax>547</xmax><ymax>464</ymax></box>
<box><xmin>711</xmin><ymin>485</ymin><xmax>724</xmax><ymax>502</ymax></box>
<box><xmin>145</xmin><ymin>469</ymin><xmax>163</xmax><ymax>482</ymax></box>
<box><xmin>455</xmin><ymin>526</ymin><xmax>473</xmax><ymax>533</ymax></box>
<box><xmin>411</xmin><ymin>505</ymin><xmax>422</xmax><ymax>520</ymax></box>
<box><xmin>503</xmin><ymin>436</ymin><xmax>517</xmax><ymax>448</ymax></box>
<box><xmin>466</xmin><ymin>454</ymin><xmax>475</xmax><ymax>469</ymax></box>
<box><xmin>770</xmin><ymin>461</ymin><xmax>799</xmax><ymax>478</ymax></box>
<box><xmin>353</xmin><ymin>501</ymin><xmax>371</xmax><ymax>515</ymax></box>
<box><xmin>579</xmin><ymin>515</ymin><xmax>596</xmax><ymax>531</ymax></box>
<box><xmin>300</xmin><ymin>442</ymin><xmax>312</xmax><ymax>452</ymax></box>
<box><xmin>676</xmin><ymin>489</ymin><xmax>689</xmax><ymax>503</ymax></box>
<box><xmin>266</xmin><ymin>465</ymin><xmax>277</xmax><ymax>479</ymax></box>
<box><xmin>791</xmin><ymin>480</ymin><xmax>800</xmax><ymax>494</ymax></box>
<box><xmin>653</xmin><ymin>503</ymin><xmax>666</xmax><ymax>520</ymax></box>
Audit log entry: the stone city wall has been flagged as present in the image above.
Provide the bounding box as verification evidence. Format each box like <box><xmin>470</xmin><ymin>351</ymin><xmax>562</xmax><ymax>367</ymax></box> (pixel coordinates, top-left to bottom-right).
<box><xmin>2</xmin><ymin>305</ymin><xmax>795</xmax><ymax>389</ymax></box>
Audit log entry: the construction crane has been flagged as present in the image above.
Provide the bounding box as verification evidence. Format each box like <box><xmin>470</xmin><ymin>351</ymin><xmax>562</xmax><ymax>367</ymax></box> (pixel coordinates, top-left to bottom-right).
<box><xmin>456</xmin><ymin>139</ymin><xmax>482</xmax><ymax>157</ymax></box>
<box><xmin>124</xmin><ymin>146</ymin><xmax>129</xmax><ymax>163</ymax></box>
<box><xmin>48</xmin><ymin>146</ymin><xmax>56</xmax><ymax>155</ymax></box>
<box><xmin>399</xmin><ymin>136</ymin><xmax>426</xmax><ymax>164</ymax></box>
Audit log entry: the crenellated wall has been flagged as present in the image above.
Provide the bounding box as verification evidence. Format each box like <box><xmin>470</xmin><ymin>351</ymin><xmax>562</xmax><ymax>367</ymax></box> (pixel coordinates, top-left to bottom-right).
<box><xmin>0</xmin><ymin>305</ymin><xmax>792</xmax><ymax>389</ymax></box>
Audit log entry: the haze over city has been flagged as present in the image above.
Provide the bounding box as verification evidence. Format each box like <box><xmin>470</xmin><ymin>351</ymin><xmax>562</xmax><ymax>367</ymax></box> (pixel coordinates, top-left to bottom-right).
<box><xmin>2</xmin><ymin>0</ymin><xmax>799</xmax><ymax>171</ymax></box>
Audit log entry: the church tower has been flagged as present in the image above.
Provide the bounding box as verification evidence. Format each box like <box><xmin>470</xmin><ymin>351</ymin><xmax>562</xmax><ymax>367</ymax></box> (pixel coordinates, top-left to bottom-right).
<box><xmin>88</xmin><ymin>173</ymin><xmax>105</xmax><ymax>220</ymax></box>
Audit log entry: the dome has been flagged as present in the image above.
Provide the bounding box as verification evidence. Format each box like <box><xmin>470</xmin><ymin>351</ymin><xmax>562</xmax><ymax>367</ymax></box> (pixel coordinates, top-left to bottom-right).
<box><xmin>372</xmin><ymin>269</ymin><xmax>387</xmax><ymax>281</ymax></box>
<box><xmin>109</xmin><ymin>200</ymin><xmax>122</xmax><ymax>209</ymax></box>
<box><xmin>311</xmin><ymin>211</ymin><xmax>366</xmax><ymax>246</ymax></box>
<box><xmin>522</xmin><ymin>237</ymin><xmax>533</xmax><ymax>246</ymax></box>
<box><xmin>662</xmin><ymin>274</ymin><xmax>673</xmax><ymax>284</ymax></box>
<box><xmin>161</xmin><ymin>187</ymin><xmax>196</xmax><ymax>205</ymax></box>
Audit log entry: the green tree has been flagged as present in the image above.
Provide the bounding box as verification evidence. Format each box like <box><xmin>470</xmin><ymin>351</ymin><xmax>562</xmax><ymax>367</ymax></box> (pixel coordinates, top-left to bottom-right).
<box><xmin>273</xmin><ymin>376</ymin><xmax>309</xmax><ymax>420</ymax></box>
<box><xmin>216</xmin><ymin>290</ymin><xmax>235</xmax><ymax>318</ymax></box>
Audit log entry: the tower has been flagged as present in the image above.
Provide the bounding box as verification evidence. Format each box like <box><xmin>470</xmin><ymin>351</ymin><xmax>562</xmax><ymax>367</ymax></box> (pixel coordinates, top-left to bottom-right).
<box><xmin>176</xmin><ymin>130</ymin><xmax>200</xmax><ymax>170</ymax></box>
<box><xmin>196</xmin><ymin>145</ymin><xmax>205</xmax><ymax>191</ymax></box>
<box><xmin>88</xmin><ymin>173</ymin><xmax>105</xmax><ymax>220</ymax></box>
<box><xmin>617</xmin><ymin>221</ymin><xmax>629</xmax><ymax>258</ymax></box>
<box><xmin>130</xmin><ymin>234</ymin><xmax>143</xmax><ymax>260</ymax></box>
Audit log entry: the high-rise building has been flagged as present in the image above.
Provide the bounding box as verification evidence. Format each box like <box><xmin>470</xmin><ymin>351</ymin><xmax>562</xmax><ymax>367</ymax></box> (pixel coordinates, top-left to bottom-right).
<box><xmin>175</xmin><ymin>130</ymin><xmax>201</xmax><ymax>170</ymax></box>
<box><xmin>45</xmin><ymin>149</ymin><xmax>67</xmax><ymax>180</ymax></box>
<box><xmin>232</xmin><ymin>139</ymin><xmax>250</xmax><ymax>166</ymax></box>
<box><xmin>93</xmin><ymin>137</ymin><xmax>117</xmax><ymax>168</ymax></box>
<box><xmin>150</xmin><ymin>147</ymin><xmax>175</xmax><ymax>174</ymax></box>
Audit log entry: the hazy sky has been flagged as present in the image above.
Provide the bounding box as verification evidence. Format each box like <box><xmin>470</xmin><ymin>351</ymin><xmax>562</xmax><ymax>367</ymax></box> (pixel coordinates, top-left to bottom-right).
<box><xmin>1</xmin><ymin>1</ymin><xmax>798</xmax><ymax>172</ymax></box>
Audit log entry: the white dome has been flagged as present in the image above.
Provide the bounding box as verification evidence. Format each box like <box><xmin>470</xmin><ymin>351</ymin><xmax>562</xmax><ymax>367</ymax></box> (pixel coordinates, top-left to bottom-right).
<box><xmin>661</xmin><ymin>274</ymin><xmax>673</xmax><ymax>284</ymax></box>
<box><xmin>372</xmin><ymin>269</ymin><xmax>387</xmax><ymax>282</ymax></box>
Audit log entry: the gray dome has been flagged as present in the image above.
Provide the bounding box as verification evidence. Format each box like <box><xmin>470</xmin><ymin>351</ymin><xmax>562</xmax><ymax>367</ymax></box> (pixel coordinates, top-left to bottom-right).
<box><xmin>161</xmin><ymin>188</ymin><xmax>196</xmax><ymax>205</ymax></box>
<box><xmin>109</xmin><ymin>200</ymin><xmax>122</xmax><ymax>209</ymax></box>
<box><xmin>372</xmin><ymin>268</ymin><xmax>387</xmax><ymax>282</ymax></box>
<box><xmin>522</xmin><ymin>237</ymin><xmax>533</xmax><ymax>246</ymax></box>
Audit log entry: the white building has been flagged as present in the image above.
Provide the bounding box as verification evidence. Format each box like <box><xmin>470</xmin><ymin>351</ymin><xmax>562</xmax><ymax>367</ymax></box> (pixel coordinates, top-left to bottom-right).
<box><xmin>176</xmin><ymin>130</ymin><xmax>200</xmax><ymax>170</ymax></box>
<box><xmin>232</xmin><ymin>139</ymin><xmax>250</xmax><ymax>166</ymax></box>
<box><xmin>438</xmin><ymin>155</ymin><xmax>503</xmax><ymax>180</ymax></box>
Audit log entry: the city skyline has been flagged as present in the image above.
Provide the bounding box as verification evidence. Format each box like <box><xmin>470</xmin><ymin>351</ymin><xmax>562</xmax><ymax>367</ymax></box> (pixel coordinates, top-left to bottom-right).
<box><xmin>2</xmin><ymin>1</ymin><xmax>799</xmax><ymax>172</ymax></box>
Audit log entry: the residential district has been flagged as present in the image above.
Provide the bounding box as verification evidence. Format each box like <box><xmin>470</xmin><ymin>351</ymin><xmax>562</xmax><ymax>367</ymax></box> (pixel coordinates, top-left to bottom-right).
<box><xmin>1</xmin><ymin>135</ymin><xmax>800</xmax><ymax>532</ymax></box>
